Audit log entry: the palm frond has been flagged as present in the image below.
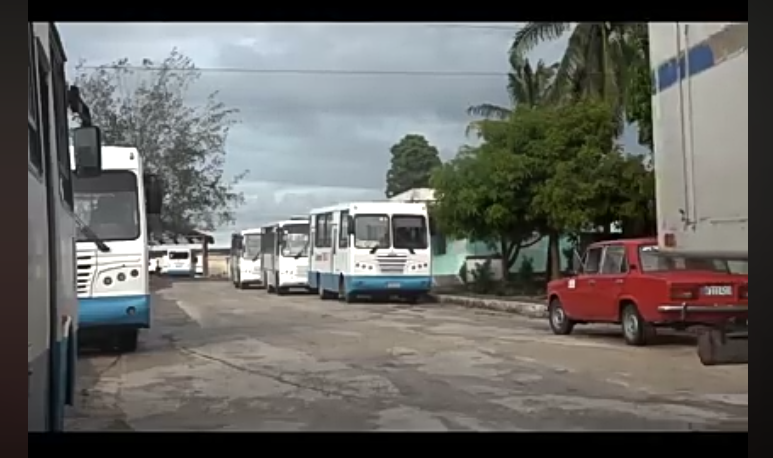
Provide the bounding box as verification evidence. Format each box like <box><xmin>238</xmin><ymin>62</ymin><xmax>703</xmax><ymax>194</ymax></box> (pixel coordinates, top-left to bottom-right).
<box><xmin>466</xmin><ymin>103</ymin><xmax>512</xmax><ymax>120</ymax></box>
<box><xmin>510</xmin><ymin>22</ymin><xmax>572</xmax><ymax>58</ymax></box>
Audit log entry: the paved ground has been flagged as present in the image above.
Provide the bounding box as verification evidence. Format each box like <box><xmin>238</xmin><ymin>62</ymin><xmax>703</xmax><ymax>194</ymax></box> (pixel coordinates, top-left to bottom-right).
<box><xmin>66</xmin><ymin>278</ymin><xmax>748</xmax><ymax>431</ymax></box>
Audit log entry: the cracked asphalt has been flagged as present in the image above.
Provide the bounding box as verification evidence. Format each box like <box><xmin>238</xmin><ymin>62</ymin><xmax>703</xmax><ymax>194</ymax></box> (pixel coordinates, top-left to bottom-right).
<box><xmin>66</xmin><ymin>278</ymin><xmax>748</xmax><ymax>431</ymax></box>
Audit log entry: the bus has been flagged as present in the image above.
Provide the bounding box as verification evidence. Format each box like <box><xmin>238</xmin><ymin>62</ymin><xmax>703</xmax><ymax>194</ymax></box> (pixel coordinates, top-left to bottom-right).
<box><xmin>308</xmin><ymin>202</ymin><xmax>432</xmax><ymax>303</ymax></box>
<box><xmin>28</xmin><ymin>22</ymin><xmax>103</xmax><ymax>431</ymax></box>
<box><xmin>72</xmin><ymin>146</ymin><xmax>162</xmax><ymax>353</ymax></box>
<box><xmin>260</xmin><ymin>219</ymin><xmax>311</xmax><ymax>294</ymax></box>
<box><xmin>232</xmin><ymin>228</ymin><xmax>265</xmax><ymax>289</ymax></box>
<box><xmin>165</xmin><ymin>247</ymin><xmax>194</xmax><ymax>277</ymax></box>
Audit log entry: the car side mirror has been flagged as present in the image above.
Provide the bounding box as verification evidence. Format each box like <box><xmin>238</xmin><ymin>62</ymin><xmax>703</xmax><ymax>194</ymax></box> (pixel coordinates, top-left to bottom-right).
<box><xmin>144</xmin><ymin>173</ymin><xmax>163</xmax><ymax>215</ymax></box>
<box><xmin>72</xmin><ymin>126</ymin><xmax>102</xmax><ymax>177</ymax></box>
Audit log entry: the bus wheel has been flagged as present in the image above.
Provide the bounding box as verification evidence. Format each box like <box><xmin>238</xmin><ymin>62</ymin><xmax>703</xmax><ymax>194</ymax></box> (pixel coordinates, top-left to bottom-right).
<box><xmin>338</xmin><ymin>278</ymin><xmax>354</xmax><ymax>303</ymax></box>
<box><xmin>118</xmin><ymin>330</ymin><xmax>138</xmax><ymax>353</ymax></box>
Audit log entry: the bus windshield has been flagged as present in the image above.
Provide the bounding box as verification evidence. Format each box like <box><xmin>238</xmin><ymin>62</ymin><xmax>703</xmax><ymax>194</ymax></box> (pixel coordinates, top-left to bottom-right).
<box><xmin>243</xmin><ymin>234</ymin><xmax>261</xmax><ymax>259</ymax></box>
<box><xmin>280</xmin><ymin>224</ymin><xmax>309</xmax><ymax>257</ymax></box>
<box><xmin>393</xmin><ymin>215</ymin><xmax>429</xmax><ymax>250</ymax></box>
<box><xmin>638</xmin><ymin>245</ymin><xmax>747</xmax><ymax>274</ymax></box>
<box><xmin>169</xmin><ymin>251</ymin><xmax>190</xmax><ymax>260</ymax></box>
<box><xmin>74</xmin><ymin>171</ymin><xmax>140</xmax><ymax>242</ymax></box>
<box><xmin>354</xmin><ymin>215</ymin><xmax>390</xmax><ymax>250</ymax></box>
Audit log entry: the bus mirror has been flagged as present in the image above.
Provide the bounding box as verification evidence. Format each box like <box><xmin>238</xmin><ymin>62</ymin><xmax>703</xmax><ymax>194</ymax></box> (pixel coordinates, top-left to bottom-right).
<box><xmin>347</xmin><ymin>215</ymin><xmax>355</xmax><ymax>236</ymax></box>
<box><xmin>72</xmin><ymin>126</ymin><xmax>102</xmax><ymax>177</ymax></box>
<box><xmin>144</xmin><ymin>174</ymin><xmax>164</xmax><ymax>215</ymax></box>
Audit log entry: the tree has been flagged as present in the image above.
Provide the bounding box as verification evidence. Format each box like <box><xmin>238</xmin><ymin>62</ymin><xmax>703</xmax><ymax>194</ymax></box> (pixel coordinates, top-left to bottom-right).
<box><xmin>72</xmin><ymin>49</ymin><xmax>246</xmax><ymax>231</ymax></box>
<box><xmin>431</xmin><ymin>127</ymin><xmax>542</xmax><ymax>280</ymax></box>
<box><xmin>385</xmin><ymin>134</ymin><xmax>442</xmax><ymax>198</ymax></box>
<box><xmin>466</xmin><ymin>54</ymin><xmax>557</xmax><ymax>136</ymax></box>
<box><xmin>510</xmin><ymin>22</ymin><xmax>651</xmax><ymax>141</ymax></box>
<box><xmin>502</xmin><ymin>100</ymin><xmax>621</xmax><ymax>280</ymax></box>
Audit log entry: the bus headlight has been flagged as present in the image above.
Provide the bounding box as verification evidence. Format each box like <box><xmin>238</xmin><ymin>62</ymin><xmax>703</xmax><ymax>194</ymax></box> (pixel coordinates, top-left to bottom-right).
<box><xmin>130</xmin><ymin>269</ymin><xmax>139</xmax><ymax>278</ymax></box>
<box><xmin>117</xmin><ymin>272</ymin><xmax>127</xmax><ymax>282</ymax></box>
<box><xmin>355</xmin><ymin>263</ymin><xmax>375</xmax><ymax>271</ymax></box>
<box><xmin>103</xmin><ymin>276</ymin><xmax>113</xmax><ymax>286</ymax></box>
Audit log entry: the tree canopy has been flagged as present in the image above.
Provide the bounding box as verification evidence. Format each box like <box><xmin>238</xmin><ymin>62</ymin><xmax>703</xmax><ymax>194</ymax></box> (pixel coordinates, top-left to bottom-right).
<box><xmin>73</xmin><ymin>49</ymin><xmax>246</xmax><ymax>232</ymax></box>
<box><xmin>385</xmin><ymin>134</ymin><xmax>442</xmax><ymax>198</ymax></box>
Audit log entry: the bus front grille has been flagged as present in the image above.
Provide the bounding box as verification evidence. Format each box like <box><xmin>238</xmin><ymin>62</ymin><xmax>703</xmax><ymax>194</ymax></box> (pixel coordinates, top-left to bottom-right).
<box><xmin>377</xmin><ymin>256</ymin><xmax>407</xmax><ymax>274</ymax></box>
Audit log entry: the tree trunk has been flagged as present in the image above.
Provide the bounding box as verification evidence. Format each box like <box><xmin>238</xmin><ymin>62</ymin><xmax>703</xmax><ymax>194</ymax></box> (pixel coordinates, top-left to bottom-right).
<box><xmin>548</xmin><ymin>232</ymin><xmax>562</xmax><ymax>281</ymax></box>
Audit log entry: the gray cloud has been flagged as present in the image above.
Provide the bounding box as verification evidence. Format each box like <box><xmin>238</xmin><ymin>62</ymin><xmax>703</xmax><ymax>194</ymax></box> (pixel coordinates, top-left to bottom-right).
<box><xmin>57</xmin><ymin>23</ymin><xmax>584</xmax><ymax>245</ymax></box>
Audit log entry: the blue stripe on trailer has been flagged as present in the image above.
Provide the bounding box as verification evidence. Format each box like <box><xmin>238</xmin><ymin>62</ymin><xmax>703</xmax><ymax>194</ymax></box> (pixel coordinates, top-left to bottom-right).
<box><xmin>79</xmin><ymin>294</ymin><xmax>151</xmax><ymax>329</ymax></box>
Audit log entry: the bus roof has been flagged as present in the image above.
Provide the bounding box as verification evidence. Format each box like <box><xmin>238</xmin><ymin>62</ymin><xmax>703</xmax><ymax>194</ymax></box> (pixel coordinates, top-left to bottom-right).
<box><xmin>69</xmin><ymin>146</ymin><xmax>142</xmax><ymax>172</ymax></box>
<box><xmin>309</xmin><ymin>201</ymin><xmax>428</xmax><ymax>215</ymax></box>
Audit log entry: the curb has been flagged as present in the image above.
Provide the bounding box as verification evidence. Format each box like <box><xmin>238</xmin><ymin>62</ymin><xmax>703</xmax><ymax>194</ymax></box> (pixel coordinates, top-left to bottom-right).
<box><xmin>431</xmin><ymin>294</ymin><xmax>548</xmax><ymax>319</ymax></box>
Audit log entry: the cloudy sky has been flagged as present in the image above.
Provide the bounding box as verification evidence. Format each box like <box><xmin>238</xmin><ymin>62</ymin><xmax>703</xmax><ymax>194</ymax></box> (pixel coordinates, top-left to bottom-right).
<box><xmin>59</xmin><ymin>23</ymin><xmax>644</xmax><ymax>246</ymax></box>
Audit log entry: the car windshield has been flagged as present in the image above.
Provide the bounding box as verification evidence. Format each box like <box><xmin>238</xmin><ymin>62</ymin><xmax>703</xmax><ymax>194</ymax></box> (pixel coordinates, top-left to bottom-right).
<box><xmin>74</xmin><ymin>171</ymin><xmax>140</xmax><ymax>242</ymax></box>
<box><xmin>354</xmin><ymin>215</ymin><xmax>390</xmax><ymax>250</ymax></box>
<box><xmin>393</xmin><ymin>215</ymin><xmax>429</xmax><ymax>250</ymax></box>
<box><xmin>243</xmin><ymin>234</ymin><xmax>261</xmax><ymax>259</ymax></box>
<box><xmin>638</xmin><ymin>245</ymin><xmax>744</xmax><ymax>273</ymax></box>
<box><xmin>280</xmin><ymin>224</ymin><xmax>309</xmax><ymax>257</ymax></box>
<box><xmin>169</xmin><ymin>252</ymin><xmax>189</xmax><ymax>260</ymax></box>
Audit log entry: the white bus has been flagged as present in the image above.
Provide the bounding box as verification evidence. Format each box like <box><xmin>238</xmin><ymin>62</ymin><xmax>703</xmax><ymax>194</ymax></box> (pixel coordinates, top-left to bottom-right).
<box><xmin>231</xmin><ymin>228</ymin><xmax>265</xmax><ymax>289</ymax></box>
<box><xmin>72</xmin><ymin>146</ymin><xmax>162</xmax><ymax>353</ymax></box>
<box><xmin>28</xmin><ymin>22</ymin><xmax>103</xmax><ymax>431</ymax></box>
<box><xmin>308</xmin><ymin>202</ymin><xmax>432</xmax><ymax>303</ymax></box>
<box><xmin>165</xmin><ymin>247</ymin><xmax>194</xmax><ymax>277</ymax></box>
<box><xmin>260</xmin><ymin>219</ymin><xmax>311</xmax><ymax>294</ymax></box>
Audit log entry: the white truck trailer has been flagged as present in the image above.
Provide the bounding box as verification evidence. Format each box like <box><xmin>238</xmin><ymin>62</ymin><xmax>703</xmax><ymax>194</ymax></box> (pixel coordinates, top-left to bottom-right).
<box><xmin>649</xmin><ymin>22</ymin><xmax>747</xmax><ymax>365</ymax></box>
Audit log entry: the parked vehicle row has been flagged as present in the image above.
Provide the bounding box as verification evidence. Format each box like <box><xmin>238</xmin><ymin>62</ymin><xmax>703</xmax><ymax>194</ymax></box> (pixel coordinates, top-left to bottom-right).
<box><xmin>228</xmin><ymin>201</ymin><xmax>433</xmax><ymax>303</ymax></box>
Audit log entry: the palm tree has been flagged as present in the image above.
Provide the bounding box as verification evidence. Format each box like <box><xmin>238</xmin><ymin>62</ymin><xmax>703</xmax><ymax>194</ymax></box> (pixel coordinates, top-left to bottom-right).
<box><xmin>465</xmin><ymin>53</ymin><xmax>558</xmax><ymax>136</ymax></box>
<box><xmin>510</xmin><ymin>22</ymin><xmax>648</xmax><ymax>129</ymax></box>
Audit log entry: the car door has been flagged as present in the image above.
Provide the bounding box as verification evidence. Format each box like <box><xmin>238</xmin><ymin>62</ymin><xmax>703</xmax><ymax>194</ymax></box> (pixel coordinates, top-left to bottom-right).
<box><xmin>594</xmin><ymin>245</ymin><xmax>629</xmax><ymax>321</ymax></box>
<box><xmin>564</xmin><ymin>246</ymin><xmax>604</xmax><ymax>319</ymax></box>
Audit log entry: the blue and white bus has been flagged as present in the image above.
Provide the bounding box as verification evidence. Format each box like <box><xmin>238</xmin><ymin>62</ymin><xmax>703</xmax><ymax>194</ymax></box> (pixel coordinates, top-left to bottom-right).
<box><xmin>308</xmin><ymin>201</ymin><xmax>433</xmax><ymax>303</ymax></box>
<box><xmin>28</xmin><ymin>22</ymin><xmax>103</xmax><ymax>431</ymax></box>
<box><xmin>72</xmin><ymin>146</ymin><xmax>162</xmax><ymax>353</ymax></box>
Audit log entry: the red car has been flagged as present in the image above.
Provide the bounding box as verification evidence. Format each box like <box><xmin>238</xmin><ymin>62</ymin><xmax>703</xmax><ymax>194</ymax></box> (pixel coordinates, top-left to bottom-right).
<box><xmin>547</xmin><ymin>238</ymin><xmax>748</xmax><ymax>346</ymax></box>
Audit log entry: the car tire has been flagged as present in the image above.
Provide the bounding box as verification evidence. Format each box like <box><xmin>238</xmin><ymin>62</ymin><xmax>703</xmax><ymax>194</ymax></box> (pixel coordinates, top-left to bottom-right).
<box><xmin>621</xmin><ymin>303</ymin><xmax>656</xmax><ymax>346</ymax></box>
<box><xmin>548</xmin><ymin>298</ymin><xmax>575</xmax><ymax>335</ymax></box>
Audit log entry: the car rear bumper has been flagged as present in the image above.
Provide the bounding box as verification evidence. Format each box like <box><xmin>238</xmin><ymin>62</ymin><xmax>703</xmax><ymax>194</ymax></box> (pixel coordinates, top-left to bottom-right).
<box><xmin>657</xmin><ymin>303</ymin><xmax>748</xmax><ymax>321</ymax></box>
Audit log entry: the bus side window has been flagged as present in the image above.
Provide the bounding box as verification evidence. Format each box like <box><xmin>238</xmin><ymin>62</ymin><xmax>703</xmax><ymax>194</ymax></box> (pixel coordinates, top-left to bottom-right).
<box><xmin>28</xmin><ymin>24</ymin><xmax>43</xmax><ymax>175</ymax></box>
<box><xmin>339</xmin><ymin>211</ymin><xmax>349</xmax><ymax>248</ymax></box>
<box><xmin>50</xmin><ymin>32</ymin><xmax>74</xmax><ymax>209</ymax></box>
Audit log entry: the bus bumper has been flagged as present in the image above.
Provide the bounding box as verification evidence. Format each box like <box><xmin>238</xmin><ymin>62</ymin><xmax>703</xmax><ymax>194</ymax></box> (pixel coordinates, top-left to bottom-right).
<box><xmin>345</xmin><ymin>275</ymin><xmax>433</xmax><ymax>296</ymax></box>
<box><xmin>165</xmin><ymin>269</ymin><xmax>194</xmax><ymax>277</ymax></box>
<box><xmin>78</xmin><ymin>294</ymin><xmax>151</xmax><ymax>329</ymax></box>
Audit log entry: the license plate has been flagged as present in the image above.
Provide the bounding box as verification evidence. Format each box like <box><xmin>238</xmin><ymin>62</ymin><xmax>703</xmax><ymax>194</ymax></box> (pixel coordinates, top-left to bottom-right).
<box><xmin>703</xmin><ymin>285</ymin><xmax>733</xmax><ymax>296</ymax></box>
<box><xmin>387</xmin><ymin>282</ymin><xmax>401</xmax><ymax>289</ymax></box>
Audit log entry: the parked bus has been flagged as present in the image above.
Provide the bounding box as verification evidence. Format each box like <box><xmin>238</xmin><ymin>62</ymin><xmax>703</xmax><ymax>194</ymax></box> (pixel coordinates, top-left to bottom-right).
<box><xmin>72</xmin><ymin>146</ymin><xmax>162</xmax><ymax>353</ymax></box>
<box><xmin>260</xmin><ymin>219</ymin><xmax>311</xmax><ymax>294</ymax></box>
<box><xmin>232</xmin><ymin>228</ymin><xmax>265</xmax><ymax>289</ymax></box>
<box><xmin>28</xmin><ymin>22</ymin><xmax>103</xmax><ymax>431</ymax></box>
<box><xmin>308</xmin><ymin>202</ymin><xmax>432</xmax><ymax>303</ymax></box>
<box><xmin>165</xmin><ymin>247</ymin><xmax>194</xmax><ymax>277</ymax></box>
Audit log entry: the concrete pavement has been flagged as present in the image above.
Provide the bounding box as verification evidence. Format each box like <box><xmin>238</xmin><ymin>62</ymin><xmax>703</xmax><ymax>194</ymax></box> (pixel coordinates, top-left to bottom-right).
<box><xmin>66</xmin><ymin>279</ymin><xmax>748</xmax><ymax>431</ymax></box>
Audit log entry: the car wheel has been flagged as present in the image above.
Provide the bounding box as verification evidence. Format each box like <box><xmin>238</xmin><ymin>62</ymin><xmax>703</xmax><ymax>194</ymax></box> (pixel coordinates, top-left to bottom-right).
<box><xmin>621</xmin><ymin>303</ymin><xmax>655</xmax><ymax>346</ymax></box>
<box><xmin>548</xmin><ymin>298</ymin><xmax>575</xmax><ymax>335</ymax></box>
